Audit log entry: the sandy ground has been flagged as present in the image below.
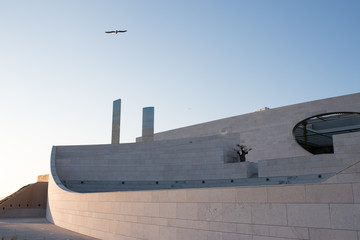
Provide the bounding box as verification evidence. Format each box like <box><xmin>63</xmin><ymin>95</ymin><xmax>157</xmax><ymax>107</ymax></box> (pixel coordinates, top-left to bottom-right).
<box><xmin>0</xmin><ymin>218</ymin><xmax>98</xmax><ymax>240</ymax></box>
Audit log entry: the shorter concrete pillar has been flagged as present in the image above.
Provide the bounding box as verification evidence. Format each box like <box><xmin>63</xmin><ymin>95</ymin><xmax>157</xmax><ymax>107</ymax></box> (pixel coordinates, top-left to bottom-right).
<box><xmin>111</xmin><ymin>99</ymin><xmax>121</xmax><ymax>144</ymax></box>
<box><xmin>142</xmin><ymin>107</ymin><xmax>154</xmax><ymax>142</ymax></box>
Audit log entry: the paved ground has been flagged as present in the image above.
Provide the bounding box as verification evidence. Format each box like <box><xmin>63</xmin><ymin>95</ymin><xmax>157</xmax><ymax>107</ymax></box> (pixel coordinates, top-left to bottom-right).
<box><xmin>0</xmin><ymin>218</ymin><xmax>98</xmax><ymax>240</ymax></box>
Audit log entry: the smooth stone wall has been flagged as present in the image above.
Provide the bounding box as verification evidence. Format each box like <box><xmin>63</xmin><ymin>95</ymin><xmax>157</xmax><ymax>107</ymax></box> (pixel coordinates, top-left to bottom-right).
<box><xmin>54</xmin><ymin>134</ymin><xmax>258</xmax><ymax>183</ymax></box>
<box><xmin>150</xmin><ymin>93</ymin><xmax>360</xmax><ymax>162</ymax></box>
<box><xmin>47</xmin><ymin>159</ymin><xmax>360</xmax><ymax>240</ymax></box>
<box><xmin>47</xmin><ymin>93</ymin><xmax>360</xmax><ymax>239</ymax></box>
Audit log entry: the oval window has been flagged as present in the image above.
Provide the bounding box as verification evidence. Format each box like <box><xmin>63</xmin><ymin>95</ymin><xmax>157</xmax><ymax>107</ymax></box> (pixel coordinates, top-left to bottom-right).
<box><xmin>293</xmin><ymin>112</ymin><xmax>360</xmax><ymax>154</ymax></box>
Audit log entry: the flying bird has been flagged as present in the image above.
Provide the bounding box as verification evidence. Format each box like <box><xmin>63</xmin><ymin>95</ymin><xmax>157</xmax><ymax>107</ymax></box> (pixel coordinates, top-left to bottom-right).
<box><xmin>105</xmin><ymin>30</ymin><xmax>127</xmax><ymax>34</ymax></box>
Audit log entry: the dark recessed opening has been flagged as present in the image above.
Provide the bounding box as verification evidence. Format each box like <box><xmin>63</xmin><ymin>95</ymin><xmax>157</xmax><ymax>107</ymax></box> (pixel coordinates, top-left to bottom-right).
<box><xmin>10</xmin><ymin>204</ymin><xmax>12</xmax><ymax>207</ymax></box>
<box><xmin>202</xmin><ymin>180</ymin><xmax>205</xmax><ymax>184</ymax></box>
<box><xmin>2</xmin><ymin>207</ymin><xmax>5</xmax><ymax>210</ymax></box>
<box><xmin>27</xmin><ymin>204</ymin><xmax>29</xmax><ymax>207</ymax></box>
<box><xmin>318</xmin><ymin>174</ymin><xmax>322</xmax><ymax>178</ymax></box>
<box><xmin>122</xmin><ymin>181</ymin><xmax>125</xmax><ymax>184</ymax></box>
<box><xmin>18</xmin><ymin>204</ymin><xmax>21</xmax><ymax>207</ymax></box>
<box><xmin>230</xmin><ymin>179</ymin><xmax>234</xmax><ymax>183</ymax></box>
<box><xmin>155</xmin><ymin>181</ymin><xmax>159</xmax><ymax>184</ymax></box>
<box><xmin>293</xmin><ymin>112</ymin><xmax>360</xmax><ymax>154</ymax></box>
<box><xmin>38</xmin><ymin>204</ymin><xmax>41</xmax><ymax>207</ymax></box>
<box><xmin>266</xmin><ymin>178</ymin><xmax>270</xmax><ymax>181</ymax></box>
<box><xmin>80</xmin><ymin>181</ymin><xmax>84</xmax><ymax>184</ymax></box>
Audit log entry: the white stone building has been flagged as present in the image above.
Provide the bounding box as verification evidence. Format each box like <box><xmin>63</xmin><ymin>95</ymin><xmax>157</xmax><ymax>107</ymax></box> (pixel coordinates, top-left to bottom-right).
<box><xmin>47</xmin><ymin>93</ymin><xmax>360</xmax><ymax>240</ymax></box>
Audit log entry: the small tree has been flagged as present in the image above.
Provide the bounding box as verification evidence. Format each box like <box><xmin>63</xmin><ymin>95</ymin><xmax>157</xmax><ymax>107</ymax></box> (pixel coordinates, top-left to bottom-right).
<box><xmin>235</xmin><ymin>144</ymin><xmax>252</xmax><ymax>162</ymax></box>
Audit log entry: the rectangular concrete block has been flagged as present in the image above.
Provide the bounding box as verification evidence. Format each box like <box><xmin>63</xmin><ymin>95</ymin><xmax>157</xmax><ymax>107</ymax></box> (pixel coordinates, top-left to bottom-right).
<box><xmin>176</xmin><ymin>227</ymin><xmax>198</xmax><ymax>240</ymax></box>
<box><xmin>186</xmin><ymin>189</ymin><xmax>210</xmax><ymax>203</ymax></box>
<box><xmin>142</xmin><ymin>224</ymin><xmax>159</xmax><ymax>240</ymax></box>
<box><xmin>167</xmin><ymin>219</ymin><xmax>208</xmax><ymax>230</ymax></box>
<box><xmin>209</xmin><ymin>222</ymin><xmax>237</xmax><ymax>233</ymax></box>
<box><xmin>236</xmin><ymin>187</ymin><xmax>267</xmax><ymax>203</ymax></box>
<box><xmin>187</xmin><ymin>220</ymin><xmax>209</xmax><ymax>230</ymax></box>
<box><xmin>209</xmin><ymin>188</ymin><xmax>236</xmax><ymax>203</ymax></box>
<box><xmin>335</xmin><ymin>173</ymin><xmax>360</xmax><ymax>183</ymax></box>
<box><xmin>353</xmin><ymin>183</ymin><xmax>360</xmax><ymax>203</ymax></box>
<box><xmin>252</xmin><ymin>235</ymin><xmax>296</xmax><ymax>240</ymax></box>
<box><xmin>222</xmin><ymin>232</ymin><xmax>252</xmax><ymax>240</ymax></box>
<box><xmin>306</xmin><ymin>184</ymin><xmax>353</xmax><ymax>203</ymax></box>
<box><xmin>268</xmin><ymin>226</ymin><xmax>309</xmax><ymax>239</ymax></box>
<box><xmin>251</xmin><ymin>203</ymin><xmax>287</xmax><ymax>225</ymax></box>
<box><xmin>309</xmin><ymin>228</ymin><xmax>358</xmax><ymax>240</ymax></box>
<box><xmin>222</xmin><ymin>203</ymin><xmax>252</xmax><ymax>223</ymax></box>
<box><xmin>287</xmin><ymin>204</ymin><xmax>331</xmax><ymax>228</ymax></box>
<box><xmin>130</xmin><ymin>222</ymin><xmax>144</xmax><ymax>239</ymax></box>
<box><xmin>159</xmin><ymin>203</ymin><xmax>177</xmax><ymax>218</ymax></box>
<box><xmin>198</xmin><ymin>203</ymin><xmax>223</xmax><ymax>221</ymax></box>
<box><xmin>235</xmin><ymin>223</ymin><xmax>252</xmax><ymax>235</ymax></box>
<box><xmin>267</xmin><ymin>185</ymin><xmax>305</xmax><ymax>203</ymax></box>
<box><xmin>159</xmin><ymin>226</ymin><xmax>176</xmax><ymax>240</ymax></box>
<box><xmin>120</xmin><ymin>202</ymin><xmax>132</xmax><ymax>215</ymax></box>
<box><xmin>143</xmin><ymin>203</ymin><xmax>159</xmax><ymax>217</ymax></box>
<box><xmin>138</xmin><ymin>216</ymin><xmax>153</xmax><ymax>225</ymax></box>
<box><xmin>197</xmin><ymin>230</ymin><xmax>222</xmax><ymax>240</ymax></box>
<box><xmin>114</xmin><ymin>221</ymin><xmax>129</xmax><ymax>235</ymax></box>
<box><xmin>131</xmin><ymin>202</ymin><xmax>145</xmax><ymax>216</ymax></box>
<box><xmin>177</xmin><ymin>203</ymin><xmax>198</xmax><ymax>220</ymax></box>
<box><xmin>168</xmin><ymin>189</ymin><xmax>187</xmax><ymax>202</ymax></box>
<box><xmin>152</xmin><ymin>190</ymin><xmax>169</xmax><ymax>203</ymax></box>
<box><xmin>330</xmin><ymin>204</ymin><xmax>360</xmax><ymax>230</ymax></box>
<box><xmin>245</xmin><ymin>224</ymin><xmax>269</xmax><ymax>236</ymax></box>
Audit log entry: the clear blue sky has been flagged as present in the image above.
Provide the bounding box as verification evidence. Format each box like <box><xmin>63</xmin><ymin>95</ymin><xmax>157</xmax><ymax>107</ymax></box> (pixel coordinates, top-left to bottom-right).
<box><xmin>0</xmin><ymin>1</ymin><xmax>359</xmax><ymax>198</ymax></box>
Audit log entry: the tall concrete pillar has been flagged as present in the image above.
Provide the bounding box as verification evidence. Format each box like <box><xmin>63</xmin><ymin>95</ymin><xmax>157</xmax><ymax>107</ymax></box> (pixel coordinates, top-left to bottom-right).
<box><xmin>111</xmin><ymin>99</ymin><xmax>121</xmax><ymax>144</ymax></box>
<box><xmin>142</xmin><ymin>107</ymin><xmax>154</xmax><ymax>142</ymax></box>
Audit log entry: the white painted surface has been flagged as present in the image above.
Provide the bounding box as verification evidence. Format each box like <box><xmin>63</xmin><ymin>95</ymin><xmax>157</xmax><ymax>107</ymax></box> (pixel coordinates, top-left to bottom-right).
<box><xmin>47</xmin><ymin>93</ymin><xmax>360</xmax><ymax>239</ymax></box>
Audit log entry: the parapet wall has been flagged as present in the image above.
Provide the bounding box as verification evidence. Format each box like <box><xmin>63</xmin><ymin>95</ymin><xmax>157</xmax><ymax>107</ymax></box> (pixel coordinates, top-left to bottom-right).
<box><xmin>47</xmin><ymin>156</ymin><xmax>360</xmax><ymax>240</ymax></box>
<box><xmin>54</xmin><ymin>134</ymin><xmax>259</xmax><ymax>186</ymax></box>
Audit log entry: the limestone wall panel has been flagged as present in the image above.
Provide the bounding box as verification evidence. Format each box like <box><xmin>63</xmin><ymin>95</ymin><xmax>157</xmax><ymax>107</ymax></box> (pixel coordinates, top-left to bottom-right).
<box><xmin>309</xmin><ymin>228</ymin><xmax>358</xmax><ymax>240</ymax></box>
<box><xmin>251</xmin><ymin>203</ymin><xmax>287</xmax><ymax>225</ymax></box>
<box><xmin>286</xmin><ymin>204</ymin><xmax>331</xmax><ymax>228</ymax></box>
<box><xmin>236</xmin><ymin>187</ymin><xmax>267</xmax><ymax>203</ymax></box>
<box><xmin>354</xmin><ymin>183</ymin><xmax>360</xmax><ymax>203</ymax></box>
<box><xmin>222</xmin><ymin>203</ymin><xmax>252</xmax><ymax>223</ymax></box>
<box><xmin>267</xmin><ymin>185</ymin><xmax>305</xmax><ymax>203</ymax></box>
<box><xmin>305</xmin><ymin>183</ymin><xmax>353</xmax><ymax>203</ymax></box>
<box><xmin>330</xmin><ymin>204</ymin><xmax>360</xmax><ymax>230</ymax></box>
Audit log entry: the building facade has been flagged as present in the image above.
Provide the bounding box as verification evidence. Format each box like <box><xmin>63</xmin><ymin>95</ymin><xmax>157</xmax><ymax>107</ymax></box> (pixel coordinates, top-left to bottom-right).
<box><xmin>47</xmin><ymin>93</ymin><xmax>360</xmax><ymax>240</ymax></box>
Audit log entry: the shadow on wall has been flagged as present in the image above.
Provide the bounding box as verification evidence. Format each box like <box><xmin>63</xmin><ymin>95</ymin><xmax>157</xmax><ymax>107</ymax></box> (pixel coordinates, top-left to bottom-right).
<box><xmin>0</xmin><ymin>175</ymin><xmax>48</xmax><ymax>218</ymax></box>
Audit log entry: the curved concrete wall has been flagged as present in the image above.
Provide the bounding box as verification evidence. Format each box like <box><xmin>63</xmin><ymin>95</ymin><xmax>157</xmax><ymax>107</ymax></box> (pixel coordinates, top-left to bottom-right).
<box><xmin>47</xmin><ymin>154</ymin><xmax>360</xmax><ymax>240</ymax></box>
<box><xmin>46</xmin><ymin>93</ymin><xmax>360</xmax><ymax>239</ymax></box>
